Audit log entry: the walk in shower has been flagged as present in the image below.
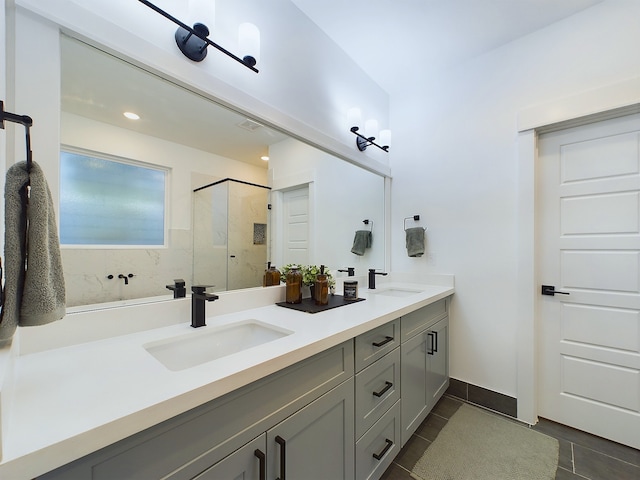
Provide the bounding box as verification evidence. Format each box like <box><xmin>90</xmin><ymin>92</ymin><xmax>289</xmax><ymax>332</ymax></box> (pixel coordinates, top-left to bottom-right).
<box><xmin>192</xmin><ymin>179</ymin><xmax>271</xmax><ymax>292</ymax></box>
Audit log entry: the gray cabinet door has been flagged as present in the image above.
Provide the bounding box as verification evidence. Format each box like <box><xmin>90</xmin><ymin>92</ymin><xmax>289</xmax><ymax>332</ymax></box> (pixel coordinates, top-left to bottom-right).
<box><xmin>425</xmin><ymin>317</ymin><xmax>449</xmax><ymax>412</ymax></box>
<box><xmin>194</xmin><ymin>434</ymin><xmax>266</xmax><ymax>480</ymax></box>
<box><xmin>400</xmin><ymin>316</ymin><xmax>449</xmax><ymax>447</ymax></box>
<box><xmin>267</xmin><ymin>378</ymin><xmax>355</xmax><ymax>480</ymax></box>
<box><xmin>400</xmin><ymin>329</ymin><xmax>429</xmax><ymax>446</ymax></box>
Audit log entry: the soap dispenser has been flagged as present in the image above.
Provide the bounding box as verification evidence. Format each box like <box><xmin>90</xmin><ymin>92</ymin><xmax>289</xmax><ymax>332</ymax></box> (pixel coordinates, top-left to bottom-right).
<box><xmin>314</xmin><ymin>265</ymin><xmax>329</xmax><ymax>306</ymax></box>
<box><xmin>285</xmin><ymin>266</ymin><xmax>302</xmax><ymax>304</ymax></box>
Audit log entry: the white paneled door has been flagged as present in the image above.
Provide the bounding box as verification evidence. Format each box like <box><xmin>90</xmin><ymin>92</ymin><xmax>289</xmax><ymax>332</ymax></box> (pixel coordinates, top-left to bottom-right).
<box><xmin>537</xmin><ymin>112</ymin><xmax>640</xmax><ymax>449</ymax></box>
<box><xmin>282</xmin><ymin>186</ymin><xmax>310</xmax><ymax>266</ymax></box>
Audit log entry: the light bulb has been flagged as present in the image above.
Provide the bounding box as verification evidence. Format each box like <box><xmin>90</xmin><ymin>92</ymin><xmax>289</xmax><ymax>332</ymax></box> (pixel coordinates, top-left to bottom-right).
<box><xmin>239</xmin><ymin>23</ymin><xmax>260</xmax><ymax>67</ymax></box>
<box><xmin>364</xmin><ymin>119</ymin><xmax>378</xmax><ymax>139</ymax></box>
<box><xmin>347</xmin><ymin>107</ymin><xmax>361</xmax><ymax>129</ymax></box>
<box><xmin>379</xmin><ymin>129</ymin><xmax>391</xmax><ymax>147</ymax></box>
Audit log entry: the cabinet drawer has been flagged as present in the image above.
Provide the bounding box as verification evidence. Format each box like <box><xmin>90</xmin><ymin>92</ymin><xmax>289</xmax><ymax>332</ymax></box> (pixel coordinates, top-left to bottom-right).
<box><xmin>355</xmin><ymin>318</ymin><xmax>400</xmax><ymax>371</ymax></box>
<box><xmin>355</xmin><ymin>400</ymin><xmax>401</xmax><ymax>480</ymax></box>
<box><xmin>355</xmin><ymin>348</ymin><xmax>400</xmax><ymax>439</ymax></box>
<box><xmin>400</xmin><ymin>299</ymin><xmax>447</xmax><ymax>342</ymax></box>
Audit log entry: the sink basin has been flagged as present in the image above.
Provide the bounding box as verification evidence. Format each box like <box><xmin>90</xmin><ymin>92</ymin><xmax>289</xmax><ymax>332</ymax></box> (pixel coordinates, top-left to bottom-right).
<box><xmin>144</xmin><ymin>320</ymin><xmax>293</xmax><ymax>371</ymax></box>
<box><xmin>369</xmin><ymin>287</ymin><xmax>423</xmax><ymax>297</ymax></box>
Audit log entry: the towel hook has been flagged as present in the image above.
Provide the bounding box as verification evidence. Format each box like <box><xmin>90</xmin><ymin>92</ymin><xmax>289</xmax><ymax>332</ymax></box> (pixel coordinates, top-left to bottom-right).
<box><xmin>0</xmin><ymin>100</ymin><xmax>33</xmax><ymax>173</ymax></box>
<box><xmin>404</xmin><ymin>215</ymin><xmax>427</xmax><ymax>231</ymax></box>
<box><xmin>363</xmin><ymin>219</ymin><xmax>373</xmax><ymax>232</ymax></box>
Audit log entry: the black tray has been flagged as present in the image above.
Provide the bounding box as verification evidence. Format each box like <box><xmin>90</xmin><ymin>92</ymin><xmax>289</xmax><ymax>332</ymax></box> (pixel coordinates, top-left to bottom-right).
<box><xmin>276</xmin><ymin>294</ymin><xmax>365</xmax><ymax>313</ymax></box>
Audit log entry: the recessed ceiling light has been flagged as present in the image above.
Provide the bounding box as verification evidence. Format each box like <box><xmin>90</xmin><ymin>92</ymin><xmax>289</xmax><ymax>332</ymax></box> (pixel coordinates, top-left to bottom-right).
<box><xmin>261</xmin><ymin>156</ymin><xmax>269</xmax><ymax>161</ymax></box>
<box><xmin>123</xmin><ymin>111</ymin><xmax>140</xmax><ymax>120</ymax></box>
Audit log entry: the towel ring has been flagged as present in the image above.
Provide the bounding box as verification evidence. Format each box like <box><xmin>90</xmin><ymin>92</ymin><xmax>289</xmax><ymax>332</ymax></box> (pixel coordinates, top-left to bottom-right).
<box><xmin>363</xmin><ymin>219</ymin><xmax>373</xmax><ymax>232</ymax></box>
<box><xmin>404</xmin><ymin>215</ymin><xmax>427</xmax><ymax>232</ymax></box>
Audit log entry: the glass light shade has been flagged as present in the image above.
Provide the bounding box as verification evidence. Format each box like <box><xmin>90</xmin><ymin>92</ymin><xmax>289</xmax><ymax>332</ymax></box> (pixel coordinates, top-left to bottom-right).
<box><xmin>379</xmin><ymin>129</ymin><xmax>391</xmax><ymax>147</ymax></box>
<box><xmin>239</xmin><ymin>23</ymin><xmax>260</xmax><ymax>64</ymax></box>
<box><xmin>187</xmin><ymin>0</ymin><xmax>215</xmax><ymax>28</ymax></box>
<box><xmin>347</xmin><ymin>107</ymin><xmax>362</xmax><ymax>128</ymax></box>
<box><xmin>365</xmin><ymin>119</ymin><xmax>378</xmax><ymax>139</ymax></box>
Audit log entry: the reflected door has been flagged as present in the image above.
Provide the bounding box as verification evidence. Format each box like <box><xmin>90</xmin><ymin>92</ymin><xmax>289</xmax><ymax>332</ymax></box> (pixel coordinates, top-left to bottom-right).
<box><xmin>282</xmin><ymin>186</ymin><xmax>309</xmax><ymax>266</ymax></box>
<box><xmin>537</xmin><ymin>112</ymin><xmax>640</xmax><ymax>449</ymax></box>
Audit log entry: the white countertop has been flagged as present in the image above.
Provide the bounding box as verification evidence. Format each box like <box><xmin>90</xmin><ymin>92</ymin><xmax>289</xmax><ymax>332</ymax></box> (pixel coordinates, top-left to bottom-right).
<box><xmin>0</xmin><ymin>279</ymin><xmax>453</xmax><ymax>479</ymax></box>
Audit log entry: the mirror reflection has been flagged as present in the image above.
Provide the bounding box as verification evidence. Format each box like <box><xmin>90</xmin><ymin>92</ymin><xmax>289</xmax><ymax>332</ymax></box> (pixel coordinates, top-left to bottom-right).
<box><xmin>60</xmin><ymin>35</ymin><xmax>385</xmax><ymax>311</ymax></box>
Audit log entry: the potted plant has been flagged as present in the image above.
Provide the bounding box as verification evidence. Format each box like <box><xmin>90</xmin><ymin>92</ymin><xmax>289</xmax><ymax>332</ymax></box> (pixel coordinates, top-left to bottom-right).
<box><xmin>280</xmin><ymin>264</ymin><xmax>335</xmax><ymax>295</ymax></box>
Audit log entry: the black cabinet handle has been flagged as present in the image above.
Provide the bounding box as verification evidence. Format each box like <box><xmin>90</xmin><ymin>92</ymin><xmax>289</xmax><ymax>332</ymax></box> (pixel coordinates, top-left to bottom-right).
<box><xmin>372</xmin><ymin>336</ymin><xmax>393</xmax><ymax>347</ymax></box>
<box><xmin>254</xmin><ymin>449</ymin><xmax>266</xmax><ymax>480</ymax></box>
<box><xmin>373</xmin><ymin>381</ymin><xmax>393</xmax><ymax>397</ymax></box>
<box><xmin>427</xmin><ymin>332</ymin><xmax>435</xmax><ymax>355</ymax></box>
<box><xmin>433</xmin><ymin>330</ymin><xmax>438</xmax><ymax>353</ymax></box>
<box><xmin>275</xmin><ymin>435</ymin><xmax>286</xmax><ymax>480</ymax></box>
<box><xmin>373</xmin><ymin>438</ymin><xmax>394</xmax><ymax>460</ymax></box>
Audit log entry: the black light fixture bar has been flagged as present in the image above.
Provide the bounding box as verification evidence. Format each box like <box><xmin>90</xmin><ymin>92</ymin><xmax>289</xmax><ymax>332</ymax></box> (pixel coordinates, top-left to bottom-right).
<box><xmin>350</xmin><ymin>126</ymin><xmax>389</xmax><ymax>152</ymax></box>
<box><xmin>1</xmin><ymin>100</ymin><xmax>33</xmax><ymax>172</ymax></box>
<box><xmin>137</xmin><ymin>0</ymin><xmax>259</xmax><ymax>73</ymax></box>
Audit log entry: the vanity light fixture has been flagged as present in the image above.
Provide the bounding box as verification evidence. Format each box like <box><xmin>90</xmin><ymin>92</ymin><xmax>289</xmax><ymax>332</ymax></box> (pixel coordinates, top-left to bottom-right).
<box><xmin>137</xmin><ymin>0</ymin><xmax>259</xmax><ymax>73</ymax></box>
<box><xmin>347</xmin><ymin>107</ymin><xmax>390</xmax><ymax>152</ymax></box>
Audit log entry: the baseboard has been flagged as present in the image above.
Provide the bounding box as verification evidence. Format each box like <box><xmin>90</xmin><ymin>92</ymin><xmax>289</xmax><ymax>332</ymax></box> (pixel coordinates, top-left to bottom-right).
<box><xmin>446</xmin><ymin>378</ymin><xmax>517</xmax><ymax>418</ymax></box>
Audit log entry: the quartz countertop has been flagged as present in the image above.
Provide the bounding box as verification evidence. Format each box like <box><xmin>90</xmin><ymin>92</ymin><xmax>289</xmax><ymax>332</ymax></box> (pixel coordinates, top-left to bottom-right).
<box><xmin>0</xmin><ymin>278</ymin><xmax>453</xmax><ymax>479</ymax></box>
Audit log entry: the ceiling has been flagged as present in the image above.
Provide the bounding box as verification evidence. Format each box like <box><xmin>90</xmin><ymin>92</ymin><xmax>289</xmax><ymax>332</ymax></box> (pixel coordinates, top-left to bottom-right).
<box><xmin>61</xmin><ymin>36</ymin><xmax>288</xmax><ymax>169</ymax></box>
<box><xmin>61</xmin><ymin>1</ymin><xmax>604</xmax><ymax>166</ymax></box>
<box><xmin>290</xmin><ymin>0</ymin><xmax>604</xmax><ymax>94</ymax></box>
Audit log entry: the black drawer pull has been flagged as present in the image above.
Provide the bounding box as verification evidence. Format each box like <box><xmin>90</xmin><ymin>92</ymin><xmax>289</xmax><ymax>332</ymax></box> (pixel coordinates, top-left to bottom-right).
<box><xmin>373</xmin><ymin>381</ymin><xmax>393</xmax><ymax>397</ymax></box>
<box><xmin>373</xmin><ymin>438</ymin><xmax>394</xmax><ymax>460</ymax></box>
<box><xmin>427</xmin><ymin>332</ymin><xmax>435</xmax><ymax>355</ymax></box>
<box><xmin>432</xmin><ymin>330</ymin><xmax>438</xmax><ymax>353</ymax></box>
<box><xmin>275</xmin><ymin>435</ymin><xmax>286</xmax><ymax>480</ymax></box>
<box><xmin>372</xmin><ymin>336</ymin><xmax>393</xmax><ymax>347</ymax></box>
<box><xmin>254</xmin><ymin>449</ymin><xmax>266</xmax><ymax>480</ymax></box>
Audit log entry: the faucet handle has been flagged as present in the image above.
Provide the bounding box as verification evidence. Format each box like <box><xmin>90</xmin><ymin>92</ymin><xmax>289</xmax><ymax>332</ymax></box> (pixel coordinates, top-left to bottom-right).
<box><xmin>191</xmin><ymin>285</ymin><xmax>214</xmax><ymax>294</ymax></box>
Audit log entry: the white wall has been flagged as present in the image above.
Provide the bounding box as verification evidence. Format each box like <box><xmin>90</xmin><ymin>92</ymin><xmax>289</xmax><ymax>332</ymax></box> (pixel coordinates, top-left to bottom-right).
<box><xmin>11</xmin><ymin>0</ymin><xmax>390</xmax><ymax>176</ymax></box>
<box><xmin>269</xmin><ymin>138</ymin><xmax>386</xmax><ymax>274</ymax></box>
<box><xmin>389</xmin><ymin>1</ymin><xmax>640</xmax><ymax>400</ymax></box>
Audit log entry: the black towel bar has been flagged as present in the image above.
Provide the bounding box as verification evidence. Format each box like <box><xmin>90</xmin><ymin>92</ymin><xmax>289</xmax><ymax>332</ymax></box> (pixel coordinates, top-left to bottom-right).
<box><xmin>1</xmin><ymin>100</ymin><xmax>34</xmax><ymax>173</ymax></box>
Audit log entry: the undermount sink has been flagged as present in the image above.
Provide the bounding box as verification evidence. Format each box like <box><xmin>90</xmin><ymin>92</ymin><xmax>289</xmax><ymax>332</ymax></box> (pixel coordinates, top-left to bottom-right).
<box><xmin>144</xmin><ymin>320</ymin><xmax>293</xmax><ymax>371</ymax></box>
<box><xmin>369</xmin><ymin>287</ymin><xmax>424</xmax><ymax>298</ymax></box>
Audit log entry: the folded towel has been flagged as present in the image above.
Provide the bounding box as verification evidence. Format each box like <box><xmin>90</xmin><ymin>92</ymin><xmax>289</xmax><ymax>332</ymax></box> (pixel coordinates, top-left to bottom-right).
<box><xmin>406</xmin><ymin>227</ymin><xmax>425</xmax><ymax>257</ymax></box>
<box><xmin>0</xmin><ymin>161</ymin><xmax>66</xmax><ymax>343</ymax></box>
<box><xmin>351</xmin><ymin>230</ymin><xmax>372</xmax><ymax>256</ymax></box>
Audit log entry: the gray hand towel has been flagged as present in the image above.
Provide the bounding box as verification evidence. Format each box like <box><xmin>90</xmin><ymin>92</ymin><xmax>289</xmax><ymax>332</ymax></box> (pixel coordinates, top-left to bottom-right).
<box><xmin>1</xmin><ymin>161</ymin><xmax>66</xmax><ymax>343</ymax></box>
<box><xmin>351</xmin><ymin>230</ymin><xmax>372</xmax><ymax>256</ymax></box>
<box><xmin>405</xmin><ymin>227</ymin><xmax>425</xmax><ymax>257</ymax></box>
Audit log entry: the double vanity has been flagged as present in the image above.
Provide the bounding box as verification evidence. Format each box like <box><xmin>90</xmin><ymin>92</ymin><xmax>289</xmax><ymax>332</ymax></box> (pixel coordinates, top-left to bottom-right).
<box><xmin>0</xmin><ymin>274</ymin><xmax>453</xmax><ymax>479</ymax></box>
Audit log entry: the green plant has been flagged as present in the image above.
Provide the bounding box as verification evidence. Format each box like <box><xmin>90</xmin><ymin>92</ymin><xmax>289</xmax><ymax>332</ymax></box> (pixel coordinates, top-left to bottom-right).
<box><xmin>280</xmin><ymin>264</ymin><xmax>335</xmax><ymax>287</ymax></box>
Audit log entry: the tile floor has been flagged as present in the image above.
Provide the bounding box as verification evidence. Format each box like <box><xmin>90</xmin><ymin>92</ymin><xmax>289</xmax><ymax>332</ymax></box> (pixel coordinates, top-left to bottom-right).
<box><xmin>381</xmin><ymin>395</ymin><xmax>640</xmax><ymax>480</ymax></box>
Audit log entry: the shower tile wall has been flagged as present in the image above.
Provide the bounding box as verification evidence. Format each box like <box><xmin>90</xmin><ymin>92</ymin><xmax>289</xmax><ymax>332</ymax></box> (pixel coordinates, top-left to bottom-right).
<box><xmin>61</xmin><ymin>228</ymin><xmax>192</xmax><ymax>307</ymax></box>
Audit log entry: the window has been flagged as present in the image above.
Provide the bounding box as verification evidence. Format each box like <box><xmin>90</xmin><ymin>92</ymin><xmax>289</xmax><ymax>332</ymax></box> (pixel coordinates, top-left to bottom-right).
<box><xmin>60</xmin><ymin>149</ymin><xmax>167</xmax><ymax>246</ymax></box>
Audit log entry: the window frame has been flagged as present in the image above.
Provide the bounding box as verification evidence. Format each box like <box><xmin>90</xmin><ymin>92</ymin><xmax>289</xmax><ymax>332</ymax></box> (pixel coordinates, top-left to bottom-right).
<box><xmin>59</xmin><ymin>145</ymin><xmax>170</xmax><ymax>249</ymax></box>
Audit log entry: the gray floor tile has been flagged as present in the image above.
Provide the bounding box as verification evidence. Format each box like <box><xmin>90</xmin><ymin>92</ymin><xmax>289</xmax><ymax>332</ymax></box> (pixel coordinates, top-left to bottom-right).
<box><xmin>379</xmin><ymin>462</ymin><xmax>415</xmax><ymax>480</ymax></box>
<box><xmin>557</xmin><ymin>438</ymin><xmax>574</xmax><ymax>472</ymax></box>
<box><xmin>414</xmin><ymin>412</ymin><xmax>447</xmax><ymax>442</ymax></box>
<box><xmin>534</xmin><ymin>419</ymin><xmax>640</xmax><ymax>467</ymax></box>
<box><xmin>554</xmin><ymin>466</ymin><xmax>582</xmax><ymax>479</ymax></box>
<box><xmin>430</xmin><ymin>395</ymin><xmax>462</xmax><ymax>419</ymax></box>
<box><xmin>573</xmin><ymin>444</ymin><xmax>640</xmax><ymax>480</ymax></box>
<box><xmin>393</xmin><ymin>434</ymin><xmax>431</xmax><ymax>472</ymax></box>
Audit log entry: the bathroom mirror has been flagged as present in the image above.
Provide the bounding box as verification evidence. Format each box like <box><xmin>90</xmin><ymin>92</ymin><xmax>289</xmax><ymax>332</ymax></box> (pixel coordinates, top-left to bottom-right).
<box><xmin>60</xmin><ymin>35</ymin><xmax>385</xmax><ymax>310</ymax></box>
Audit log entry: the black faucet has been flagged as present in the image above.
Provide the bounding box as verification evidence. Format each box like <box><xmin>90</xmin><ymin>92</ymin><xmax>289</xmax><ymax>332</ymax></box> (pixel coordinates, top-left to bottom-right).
<box><xmin>191</xmin><ymin>285</ymin><xmax>219</xmax><ymax>328</ymax></box>
<box><xmin>166</xmin><ymin>279</ymin><xmax>186</xmax><ymax>298</ymax></box>
<box><xmin>117</xmin><ymin>273</ymin><xmax>134</xmax><ymax>285</ymax></box>
<box><xmin>338</xmin><ymin>267</ymin><xmax>355</xmax><ymax>276</ymax></box>
<box><xmin>368</xmin><ymin>269</ymin><xmax>388</xmax><ymax>289</ymax></box>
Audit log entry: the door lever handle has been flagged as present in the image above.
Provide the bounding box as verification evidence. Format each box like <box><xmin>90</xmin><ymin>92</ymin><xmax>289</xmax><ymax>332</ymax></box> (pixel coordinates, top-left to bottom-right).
<box><xmin>541</xmin><ymin>285</ymin><xmax>570</xmax><ymax>296</ymax></box>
